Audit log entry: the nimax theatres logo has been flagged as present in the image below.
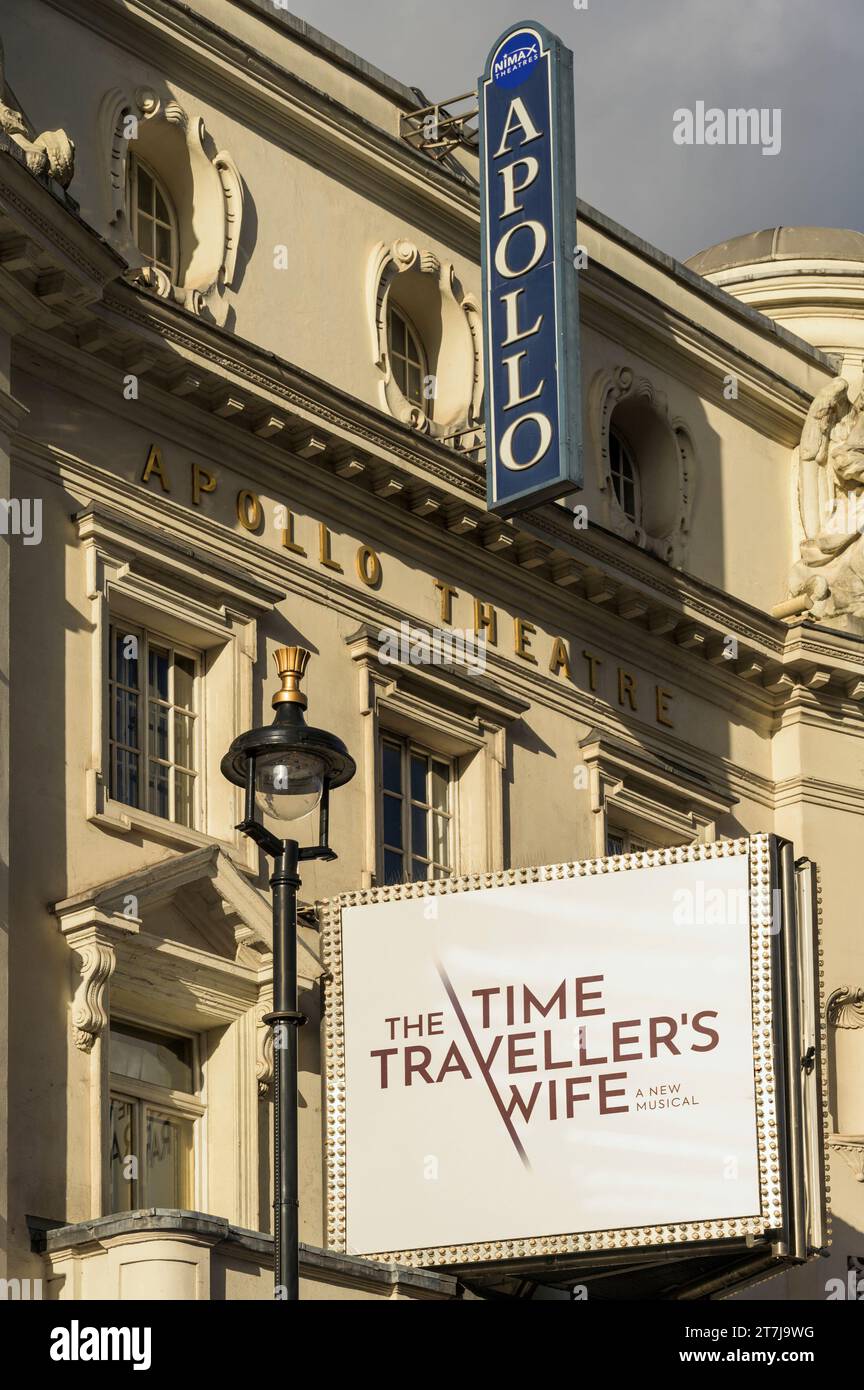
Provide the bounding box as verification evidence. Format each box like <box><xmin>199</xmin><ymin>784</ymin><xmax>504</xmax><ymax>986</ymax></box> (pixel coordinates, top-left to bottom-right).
<box><xmin>492</xmin><ymin>31</ymin><xmax>540</xmax><ymax>87</ymax></box>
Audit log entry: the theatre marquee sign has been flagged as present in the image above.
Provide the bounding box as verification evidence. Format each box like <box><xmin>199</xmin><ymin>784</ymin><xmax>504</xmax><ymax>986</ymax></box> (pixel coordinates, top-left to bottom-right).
<box><xmin>480</xmin><ymin>22</ymin><xmax>582</xmax><ymax>516</ymax></box>
<box><xmin>323</xmin><ymin>836</ymin><xmax>827</xmax><ymax>1273</ymax></box>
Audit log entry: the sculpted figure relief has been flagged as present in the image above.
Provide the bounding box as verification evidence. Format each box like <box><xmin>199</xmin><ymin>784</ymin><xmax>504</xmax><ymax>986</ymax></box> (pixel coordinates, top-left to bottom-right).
<box><xmin>0</xmin><ymin>35</ymin><xmax>74</xmax><ymax>187</ymax></box>
<box><xmin>790</xmin><ymin>375</ymin><xmax>864</xmax><ymax>620</ymax></box>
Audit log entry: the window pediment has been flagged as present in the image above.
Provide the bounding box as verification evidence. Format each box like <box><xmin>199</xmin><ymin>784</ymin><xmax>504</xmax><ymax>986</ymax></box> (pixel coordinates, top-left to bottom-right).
<box><xmin>579</xmin><ymin>727</ymin><xmax>736</xmax><ymax>855</ymax></box>
<box><xmin>75</xmin><ymin>501</ymin><xmax>285</xmax><ymax>620</ymax></box>
<box><xmin>344</xmin><ymin>622</ymin><xmax>526</xmax><ymax>888</ymax></box>
<box><xmin>55</xmin><ymin>844</ymin><xmax>273</xmax><ymax>1048</ymax></box>
<box><xmin>345</xmin><ymin>621</ymin><xmax>529</xmax><ymax>743</ymax></box>
<box><xmin>75</xmin><ymin>501</ymin><xmax>283</xmax><ymax>859</ymax></box>
<box><xmin>55</xmin><ymin>847</ymin><xmax>278</xmax><ymax>1226</ymax></box>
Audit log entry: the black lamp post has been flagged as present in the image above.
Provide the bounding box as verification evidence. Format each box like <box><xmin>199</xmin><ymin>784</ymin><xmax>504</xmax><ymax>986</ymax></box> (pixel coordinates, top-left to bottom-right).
<box><xmin>221</xmin><ymin>646</ymin><xmax>355</xmax><ymax>1299</ymax></box>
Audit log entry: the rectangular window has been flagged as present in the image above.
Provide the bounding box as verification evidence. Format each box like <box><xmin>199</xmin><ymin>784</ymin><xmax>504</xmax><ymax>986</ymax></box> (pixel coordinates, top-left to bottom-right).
<box><xmin>380</xmin><ymin>735</ymin><xmax>453</xmax><ymax>885</ymax></box>
<box><xmin>109</xmin><ymin>1021</ymin><xmax>201</xmax><ymax>1213</ymax></box>
<box><xmin>108</xmin><ymin>624</ymin><xmax>199</xmax><ymax>828</ymax></box>
<box><xmin>606</xmin><ymin>828</ymin><xmax>650</xmax><ymax>856</ymax></box>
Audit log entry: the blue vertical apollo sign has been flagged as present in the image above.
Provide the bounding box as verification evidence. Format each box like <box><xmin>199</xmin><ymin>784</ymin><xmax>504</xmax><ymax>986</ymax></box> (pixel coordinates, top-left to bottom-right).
<box><xmin>480</xmin><ymin>23</ymin><xmax>581</xmax><ymax>515</ymax></box>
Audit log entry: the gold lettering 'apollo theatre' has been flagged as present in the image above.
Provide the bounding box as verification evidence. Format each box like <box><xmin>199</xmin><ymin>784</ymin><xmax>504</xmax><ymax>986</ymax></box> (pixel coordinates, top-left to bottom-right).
<box><xmin>493</xmin><ymin>96</ymin><xmax>553</xmax><ymax>473</ymax></box>
<box><xmin>141</xmin><ymin>444</ymin><xmax>676</xmax><ymax>728</ymax></box>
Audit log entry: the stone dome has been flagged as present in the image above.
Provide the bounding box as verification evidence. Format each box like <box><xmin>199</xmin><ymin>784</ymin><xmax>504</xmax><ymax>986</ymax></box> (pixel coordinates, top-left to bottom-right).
<box><xmin>686</xmin><ymin>226</ymin><xmax>864</xmax><ymax>276</ymax></box>
<box><xmin>685</xmin><ymin>227</ymin><xmax>864</xmax><ymax>383</ymax></box>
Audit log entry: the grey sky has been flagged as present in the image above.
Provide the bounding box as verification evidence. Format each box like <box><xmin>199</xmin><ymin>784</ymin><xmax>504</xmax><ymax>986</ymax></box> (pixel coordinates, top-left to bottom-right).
<box><xmin>288</xmin><ymin>0</ymin><xmax>864</xmax><ymax>263</ymax></box>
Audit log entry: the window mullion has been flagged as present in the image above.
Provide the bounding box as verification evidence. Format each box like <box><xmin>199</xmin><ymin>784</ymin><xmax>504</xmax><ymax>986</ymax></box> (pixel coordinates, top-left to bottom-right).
<box><xmin>141</xmin><ymin>632</ymin><xmax>148</xmax><ymax>815</ymax></box>
<box><xmin>137</xmin><ymin>1098</ymin><xmax>145</xmax><ymax>1208</ymax></box>
<box><xmin>168</xmin><ymin>648</ymin><xmax>175</xmax><ymax>824</ymax></box>
<box><xmin>429</xmin><ymin>754</ymin><xmax>436</xmax><ymax>877</ymax></box>
<box><xmin>402</xmin><ymin>745</ymin><xmax>411</xmax><ymax>878</ymax></box>
<box><xmin>193</xmin><ymin>655</ymin><xmax>200</xmax><ymax>829</ymax></box>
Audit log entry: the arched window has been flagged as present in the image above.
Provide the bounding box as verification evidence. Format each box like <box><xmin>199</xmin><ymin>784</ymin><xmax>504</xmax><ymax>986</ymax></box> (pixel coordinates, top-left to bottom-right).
<box><xmin>128</xmin><ymin>155</ymin><xmax>179</xmax><ymax>280</ymax></box>
<box><xmin>609</xmin><ymin>427</ymin><xmax>641</xmax><ymax>525</ymax></box>
<box><xmin>387</xmin><ymin>304</ymin><xmax>427</xmax><ymax>411</ymax></box>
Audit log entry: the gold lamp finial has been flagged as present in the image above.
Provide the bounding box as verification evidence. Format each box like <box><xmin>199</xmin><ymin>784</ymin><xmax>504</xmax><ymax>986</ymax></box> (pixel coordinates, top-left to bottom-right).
<box><xmin>272</xmin><ymin>645</ymin><xmax>310</xmax><ymax>708</ymax></box>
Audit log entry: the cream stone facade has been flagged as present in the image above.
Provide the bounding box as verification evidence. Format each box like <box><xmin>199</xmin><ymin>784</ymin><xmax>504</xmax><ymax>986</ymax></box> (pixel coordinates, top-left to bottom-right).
<box><xmin>0</xmin><ymin>0</ymin><xmax>861</xmax><ymax>1301</ymax></box>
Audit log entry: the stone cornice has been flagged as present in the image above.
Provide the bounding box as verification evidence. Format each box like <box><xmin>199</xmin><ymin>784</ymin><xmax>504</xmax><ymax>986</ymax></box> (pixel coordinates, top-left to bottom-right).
<box><xmin>579</xmin><ymin>265</ymin><xmax>821</xmax><ymax>448</ymax></box>
<box><xmin>53</xmin><ymin>842</ymin><xmax>272</xmax><ymax>946</ymax></box>
<box><xmin>15</xmin><ymin>295</ymin><xmax>864</xmax><ymax>724</ymax></box>
<box><xmin>40</xmin><ymin>286</ymin><xmax>821</xmax><ymax>667</ymax></box>
<box><xmin>774</xmin><ymin>777</ymin><xmax>864</xmax><ymax>815</ymax></box>
<box><xmin>579</xmin><ymin>200</ymin><xmax>835</xmax><ymax>371</ymax></box>
<box><xmin>0</xmin><ymin>139</ymin><xmax>126</xmax><ymax>293</ymax></box>
<box><xmin>19</xmin><ymin>433</ymin><xmax>832</xmax><ymax>816</ymax></box>
<box><xmin>0</xmin><ymin>388</ymin><xmax>29</xmax><ymax>435</ymax></box>
<box><xmin>98</xmin><ymin>281</ymin><xmax>485</xmax><ymax>498</ymax></box>
<box><xmin>12</xmin><ymin>289</ymin><xmax>798</xmax><ymax>652</ymax></box>
<box><xmin>42</xmin><ymin>1212</ymin><xmax>459</xmax><ymax>1296</ymax></box>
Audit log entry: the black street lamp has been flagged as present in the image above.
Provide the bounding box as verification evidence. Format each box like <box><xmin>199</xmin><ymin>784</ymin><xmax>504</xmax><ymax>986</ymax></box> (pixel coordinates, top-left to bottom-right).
<box><xmin>221</xmin><ymin>646</ymin><xmax>355</xmax><ymax>1299</ymax></box>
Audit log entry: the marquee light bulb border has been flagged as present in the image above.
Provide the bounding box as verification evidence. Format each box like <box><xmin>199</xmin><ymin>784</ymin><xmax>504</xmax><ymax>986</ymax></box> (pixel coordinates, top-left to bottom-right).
<box><xmin>321</xmin><ymin>835</ymin><xmax>828</xmax><ymax>1272</ymax></box>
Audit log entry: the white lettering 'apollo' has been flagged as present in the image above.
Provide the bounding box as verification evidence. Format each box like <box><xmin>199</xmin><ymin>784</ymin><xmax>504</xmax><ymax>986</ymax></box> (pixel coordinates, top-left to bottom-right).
<box><xmin>499</xmin><ymin>413</ymin><xmax>553</xmax><ymax>470</ymax></box>
<box><xmin>498</xmin><ymin>156</ymin><xmax>539</xmax><ymax>218</ymax></box>
<box><xmin>494</xmin><ymin>219</ymin><xmax>547</xmax><ymax>279</ymax></box>
<box><xmin>493</xmin><ymin>95</ymin><xmax>552</xmax><ymax>472</ymax></box>
<box><xmin>493</xmin><ymin>97</ymin><xmax>542</xmax><ymax>158</ymax></box>
<box><xmin>500</xmin><ymin>288</ymin><xmax>542</xmax><ymax>346</ymax></box>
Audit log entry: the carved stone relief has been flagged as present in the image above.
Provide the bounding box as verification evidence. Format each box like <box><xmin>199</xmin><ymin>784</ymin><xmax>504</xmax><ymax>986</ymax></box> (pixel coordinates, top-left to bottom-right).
<box><xmin>789</xmin><ymin>377</ymin><xmax>864</xmax><ymax>622</ymax></box>
<box><xmin>367</xmin><ymin>239</ymin><xmax>483</xmax><ymax>439</ymax></box>
<box><xmin>98</xmin><ymin>85</ymin><xmax>243</xmax><ymax>323</ymax></box>
<box><xmin>827</xmin><ymin>985</ymin><xmax>864</xmax><ymax>1029</ymax></box>
<box><xmin>826</xmin><ymin>985</ymin><xmax>864</xmax><ymax>1182</ymax></box>
<box><xmin>0</xmin><ymin>34</ymin><xmax>74</xmax><ymax>187</ymax></box>
<box><xmin>588</xmin><ymin>366</ymin><xmax>694</xmax><ymax>568</ymax></box>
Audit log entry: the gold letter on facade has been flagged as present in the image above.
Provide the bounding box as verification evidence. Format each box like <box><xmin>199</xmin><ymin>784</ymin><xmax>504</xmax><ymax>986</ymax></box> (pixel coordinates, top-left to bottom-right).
<box><xmin>474</xmin><ymin>600</ymin><xmax>498</xmax><ymax>646</ymax></box>
<box><xmin>549</xmin><ymin>636</ymin><xmax>571</xmax><ymax>679</ymax></box>
<box><xmin>281</xmin><ymin>510</ymin><xmax>306</xmax><ymax>556</ymax></box>
<box><xmin>237</xmin><ymin>490</ymin><xmax>263</xmax><ymax>532</ymax></box>
<box><xmin>192</xmin><ymin>463</ymin><xmax>216</xmax><ymax>506</ymax></box>
<box><xmin>433</xmin><ymin>580</ymin><xmax>457</xmax><ymax>625</ymax></box>
<box><xmin>582</xmin><ymin>650</ymin><xmax>602</xmax><ymax>692</ymax></box>
<box><xmin>618</xmin><ymin>669</ymin><xmax>638</xmax><ymax>711</ymax></box>
<box><xmin>514</xmin><ymin>617</ymin><xmax>537</xmax><ymax>663</ymax></box>
<box><xmin>356</xmin><ymin>545</ymin><xmax>382</xmax><ymax>588</ymax></box>
<box><xmin>655</xmin><ymin>686</ymin><xmax>674</xmax><ymax>727</ymax></box>
<box><xmin>319</xmin><ymin>524</ymin><xmax>342</xmax><ymax>572</ymax></box>
<box><xmin>142</xmin><ymin>443</ymin><xmax>170</xmax><ymax>492</ymax></box>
